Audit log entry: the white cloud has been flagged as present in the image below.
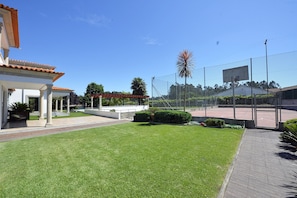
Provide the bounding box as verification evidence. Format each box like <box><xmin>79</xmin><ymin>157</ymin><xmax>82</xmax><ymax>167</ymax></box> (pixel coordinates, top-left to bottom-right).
<box><xmin>72</xmin><ymin>14</ymin><xmax>111</xmax><ymax>26</ymax></box>
<box><xmin>39</xmin><ymin>12</ymin><xmax>48</xmax><ymax>18</ymax></box>
<box><xmin>142</xmin><ymin>36</ymin><xmax>161</xmax><ymax>46</ymax></box>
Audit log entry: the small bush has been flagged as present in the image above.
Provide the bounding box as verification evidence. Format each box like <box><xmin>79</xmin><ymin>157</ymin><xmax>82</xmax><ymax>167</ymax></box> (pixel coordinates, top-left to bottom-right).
<box><xmin>280</xmin><ymin>119</ymin><xmax>297</xmax><ymax>147</ymax></box>
<box><xmin>134</xmin><ymin>111</ymin><xmax>151</xmax><ymax>122</ymax></box>
<box><xmin>148</xmin><ymin>107</ymin><xmax>159</xmax><ymax>114</ymax></box>
<box><xmin>154</xmin><ymin>110</ymin><xmax>192</xmax><ymax>124</ymax></box>
<box><xmin>205</xmin><ymin>118</ymin><xmax>225</xmax><ymax>128</ymax></box>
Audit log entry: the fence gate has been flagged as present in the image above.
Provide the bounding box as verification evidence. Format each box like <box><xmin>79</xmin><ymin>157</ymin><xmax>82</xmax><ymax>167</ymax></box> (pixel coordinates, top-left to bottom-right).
<box><xmin>253</xmin><ymin>94</ymin><xmax>280</xmax><ymax>129</ymax></box>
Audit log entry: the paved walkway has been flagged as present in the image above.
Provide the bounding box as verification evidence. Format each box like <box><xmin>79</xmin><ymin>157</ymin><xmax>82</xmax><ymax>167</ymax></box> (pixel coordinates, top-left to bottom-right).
<box><xmin>0</xmin><ymin>116</ymin><xmax>130</xmax><ymax>142</ymax></box>
<box><xmin>221</xmin><ymin>129</ymin><xmax>297</xmax><ymax>198</ymax></box>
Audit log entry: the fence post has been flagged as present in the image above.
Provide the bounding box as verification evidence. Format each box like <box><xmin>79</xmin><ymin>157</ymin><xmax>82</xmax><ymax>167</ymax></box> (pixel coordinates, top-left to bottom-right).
<box><xmin>254</xmin><ymin>94</ymin><xmax>257</xmax><ymax>127</ymax></box>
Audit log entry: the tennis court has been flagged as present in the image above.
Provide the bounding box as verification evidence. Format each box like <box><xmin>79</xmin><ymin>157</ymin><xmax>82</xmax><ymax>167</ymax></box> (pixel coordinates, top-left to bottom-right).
<box><xmin>190</xmin><ymin>107</ymin><xmax>297</xmax><ymax>128</ymax></box>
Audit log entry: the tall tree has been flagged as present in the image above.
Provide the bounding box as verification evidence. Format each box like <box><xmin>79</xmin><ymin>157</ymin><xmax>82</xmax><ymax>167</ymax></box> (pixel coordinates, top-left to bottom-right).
<box><xmin>177</xmin><ymin>50</ymin><xmax>194</xmax><ymax>111</ymax></box>
<box><xmin>70</xmin><ymin>91</ymin><xmax>79</xmax><ymax>105</ymax></box>
<box><xmin>131</xmin><ymin>77</ymin><xmax>147</xmax><ymax>105</ymax></box>
<box><xmin>84</xmin><ymin>82</ymin><xmax>104</xmax><ymax>107</ymax></box>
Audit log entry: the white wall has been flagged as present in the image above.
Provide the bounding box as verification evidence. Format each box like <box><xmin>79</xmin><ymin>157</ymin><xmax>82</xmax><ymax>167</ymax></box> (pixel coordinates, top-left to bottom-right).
<box><xmin>9</xmin><ymin>89</ymin><xmax>24</xmax><ymax>105</ymax></box>
<box><xmin>9</xmin><ymin>89</ymin><xmax>48</xmax><ymax>113</ymax></box>
<box><xmin>85</xmin><ymin>105</ymin><xmax>149</xmax><ymax>120</ymax></box>
<box><xmin>9</xmin><ymin>89</ymin><xmax>39</xmax><ymax>105</ymax></box>
<box><xmin>100</xmin><ymin>105</ymin><xmax>149</xmax><ymax>112</ymax></box>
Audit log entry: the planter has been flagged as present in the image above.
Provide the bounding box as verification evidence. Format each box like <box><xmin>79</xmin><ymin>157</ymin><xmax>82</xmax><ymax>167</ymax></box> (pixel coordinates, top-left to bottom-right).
<box><xmin>9</xmin><ymin>110</ymin><xmax>30</xmax><ymax>121</ymax></box>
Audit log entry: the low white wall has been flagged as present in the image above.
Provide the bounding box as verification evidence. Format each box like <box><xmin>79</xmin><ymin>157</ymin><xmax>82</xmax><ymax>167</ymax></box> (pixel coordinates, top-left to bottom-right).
<box><xmin>85</xmin><ymin>105</ymin><xmax>149</xmax><ymax>120</ymax></box>
<box><xmin>100</xmin><ymin>105</ymin><xmax>149</xmax><ymax>112</ymax></box>
<box><xmin>85</xmin><ymin>109</ymin><xmax>120</xmax><ymax>119</ymax></box>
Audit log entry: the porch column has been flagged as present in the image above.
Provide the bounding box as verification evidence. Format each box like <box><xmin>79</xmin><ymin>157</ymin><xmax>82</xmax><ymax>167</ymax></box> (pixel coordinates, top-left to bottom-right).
<box><xmin>0</xmin><ymin>86</ymin><xmax>2</xmax><ymax>130</ymax></box>
<box><xmin>60</xmin><ymin>98</ymin><xmax>63</xmax><ymax>112</ymax></box>
<box><xmin>67</xmin><ymin>95</ymin><xmax>70</xmax><ymax>114</ymax></box>
<box><xmin>46</xmin><ymin>84</ymin><xmax>53</xmax><ymax>126</ymax></box>
<box><xmin>3</xmin><ymin>49</ymin><xmax>9</xmax><ymax>65</ymax></box>
<box><xmin>55</xmin><ymin>99</ymin><xmax>58</xmax><ymax>111</ymax></box>
<box><xmin>99</xmin><ymin>95</ymin><xmax>102</xmax><ymax>110</ymax></box>
<box><xmin>39</xmin><ymin>90</ymin><xmax>44</xmax><ymax>119</ymax></box>
<box><xmin>3</xmin><ymin>88</ymin><xmax>8</xmax><ymax>124</ymax></box>
<box><xmin>91</xmin><ymin>97</ymin><xmax>94</xmax><ymax>109</ymax></box>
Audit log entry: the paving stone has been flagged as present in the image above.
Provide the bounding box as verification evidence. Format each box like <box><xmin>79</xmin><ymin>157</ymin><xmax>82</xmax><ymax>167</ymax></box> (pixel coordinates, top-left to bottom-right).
<box><xmin>222</xmin><ymin>129</ymin><xmax>297</xmax><ymax>198</ymax></box>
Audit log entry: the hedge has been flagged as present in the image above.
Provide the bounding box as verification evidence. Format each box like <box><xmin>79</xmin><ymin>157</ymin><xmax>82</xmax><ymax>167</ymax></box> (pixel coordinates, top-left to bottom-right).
<box><xmin>154</xmin><ymin>110</ymin><xmax>192</xmax><ymax>124</ymax></box>
<box><xmin>134</xmin><ymin>111</ymin><xmax>151</xmax><ymax>122</ymax></box>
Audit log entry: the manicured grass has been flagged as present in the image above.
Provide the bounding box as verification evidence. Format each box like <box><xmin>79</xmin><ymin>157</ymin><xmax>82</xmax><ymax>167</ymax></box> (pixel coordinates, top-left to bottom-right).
<box><xmin>56</xmin><ymin>111</ymin><xmax>93</xmax><ymax>118</ymax></box>
<box><xmin>0</xmin><ymin>122</ymin><xmax>243</xmax><ymax>197</ymax></box>
<box><xmin>29</xmin><ymin>111</ymin><xmax>91</xmax><ymax>120</ymax></box>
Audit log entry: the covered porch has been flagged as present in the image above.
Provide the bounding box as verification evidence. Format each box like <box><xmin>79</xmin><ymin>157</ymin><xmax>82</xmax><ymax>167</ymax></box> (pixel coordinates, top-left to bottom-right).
<box><xmin>53</xmin><ymin>86</ymin><xmax>73</xmax><ymax>116</ymax></box>
<box><xmin>0</xmin><ymin>62</ymin><xmax>64</xmax><ymax>130</ymax></box>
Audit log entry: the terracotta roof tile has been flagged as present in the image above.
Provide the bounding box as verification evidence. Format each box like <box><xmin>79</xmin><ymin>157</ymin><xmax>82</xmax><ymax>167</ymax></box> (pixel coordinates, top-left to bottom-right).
<box><xmin>0</xmin><ymin>64</ymin><xmax>64</xmax><ymax>82</ymax></box>
<box><xmin>9</xmin><ymin>59</ymin><xmax>56</xmax><ymax>70</ymax></box>
<box><xmin>0</xmin><ymin>4</ymin><xmax>20</xmax><ymax>48</ymax></box>
<box><xmin>53</xmin><ymin>86</ymin><xmax>73</xmax><ymax>92</ymax></box>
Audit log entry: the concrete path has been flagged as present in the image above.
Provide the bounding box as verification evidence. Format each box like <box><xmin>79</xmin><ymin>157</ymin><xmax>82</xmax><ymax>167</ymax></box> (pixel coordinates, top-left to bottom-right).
<box><xmin>0</xmin><ymin>116</ymin><xmax>130</xmax><ymax>142</ymax></box>
<box><xmin>221</xmin><ymin>129</ymin><xmax>297</xmax><ymax>198</ymax></box>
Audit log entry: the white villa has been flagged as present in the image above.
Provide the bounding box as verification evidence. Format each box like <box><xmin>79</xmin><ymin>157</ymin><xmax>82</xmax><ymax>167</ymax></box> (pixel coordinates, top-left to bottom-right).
<box><xmin>0</xmin><ymin>4</ymin><xmax>72</xmax><ymax>130</ymax></box>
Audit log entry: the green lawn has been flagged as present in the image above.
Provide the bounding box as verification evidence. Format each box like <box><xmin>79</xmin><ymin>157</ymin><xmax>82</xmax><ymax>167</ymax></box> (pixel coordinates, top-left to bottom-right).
<box><xmin>0</xmin><ymin>122</ymin><xmax>243</xmax><ymax>197</ymax></box>
<box><xmin>29</xmin><ymin>111</ymin><xmax>91</xmax><ymax>120</ymax></box>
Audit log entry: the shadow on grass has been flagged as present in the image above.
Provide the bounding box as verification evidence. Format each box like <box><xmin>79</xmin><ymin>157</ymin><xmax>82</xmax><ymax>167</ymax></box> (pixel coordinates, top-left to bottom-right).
<box><xmin>136</xmin><ymin>122</ymin><xmax>188</xmax><ymax>127</ymax></box>
<box><xmin>137</xmin><ymin>123</ymin><xmax>152</xmax><ymax>126</ymax></box>
<box><xmin>136</xmin><ymin>122</ymin><xmax>162</xmax><ymax>126</ymax></box>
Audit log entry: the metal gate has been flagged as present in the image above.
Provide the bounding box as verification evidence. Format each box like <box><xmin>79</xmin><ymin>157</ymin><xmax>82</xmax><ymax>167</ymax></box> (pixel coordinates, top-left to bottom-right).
<box><xmin>253</xmin><ymin>94</ymin><xmax>280</xmax><ymax>129</ymax></box>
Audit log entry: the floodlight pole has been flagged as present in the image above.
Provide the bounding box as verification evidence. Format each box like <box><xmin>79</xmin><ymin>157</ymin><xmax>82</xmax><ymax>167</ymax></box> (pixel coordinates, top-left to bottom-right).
<box><xmin>204</xmin><ymin>67</ymin><xmax>206</xmax><ymax>117</ymax></box>
<box><xmin>264</xmin><ymin>39</ymin><xmax>269</xmax><ymax>95</ymax></box>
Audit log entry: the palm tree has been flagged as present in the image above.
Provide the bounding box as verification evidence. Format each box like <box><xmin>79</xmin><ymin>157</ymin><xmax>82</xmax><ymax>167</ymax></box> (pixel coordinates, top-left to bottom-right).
<box><xmin>131</xmin><ymin>77</ymin><xmax>147</xmax><ymax>105</ymax></box>
<box><xmin>177</xmin><ymin>50</ymin><xmax>194</xmax><ymax>111</ymax></box>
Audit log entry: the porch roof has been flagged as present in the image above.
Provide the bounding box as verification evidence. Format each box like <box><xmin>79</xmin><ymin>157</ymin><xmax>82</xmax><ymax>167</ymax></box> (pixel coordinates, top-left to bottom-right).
<box><xmin>0</xmin><ymin>60</ymin><xmax>64</xmax><ymax>91</ymax></box>
<box><xmin>1</xmin><ymin>63</ymin><xmax>64</xmax><ymax>82</ymax></box>
<box><xmin>53</xmin><ymin>86</ymin><xmax>73</xmax><ymax>97</ymax></box>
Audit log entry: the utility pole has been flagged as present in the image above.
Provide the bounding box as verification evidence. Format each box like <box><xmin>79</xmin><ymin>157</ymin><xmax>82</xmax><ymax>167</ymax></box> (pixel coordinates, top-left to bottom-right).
<box><xmin>151</xmin><ymin>77</ymin><xmax>155</xmax><ymax>107</ymax></box>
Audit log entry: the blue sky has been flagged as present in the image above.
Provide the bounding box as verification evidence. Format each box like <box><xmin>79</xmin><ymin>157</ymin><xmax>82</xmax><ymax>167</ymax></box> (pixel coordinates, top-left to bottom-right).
<box><xmin>2</xmin><ymin>0</ymin><xmax>297</xmax><ymax>96</ymax></box>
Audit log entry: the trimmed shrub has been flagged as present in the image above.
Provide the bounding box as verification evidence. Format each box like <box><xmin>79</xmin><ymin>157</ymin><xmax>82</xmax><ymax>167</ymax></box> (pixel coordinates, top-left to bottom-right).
<box><xmin>280</xmin><ymin>118</ymin><xmax>297</xmax><ymax>147</ymax></box>
<box><xmin>154</xmin><ymin>110</ymin><xmax>192</xmax><ymax>124</ymax></box>
<box><xmin>205</xmin><ymin>118</ymin><xmax>225</xmax><ymax>128</ymax></box>
<box><xmin>134</xmin><ymin>111</ymin><xmax>151</xmax><ymax>122</ymax></box>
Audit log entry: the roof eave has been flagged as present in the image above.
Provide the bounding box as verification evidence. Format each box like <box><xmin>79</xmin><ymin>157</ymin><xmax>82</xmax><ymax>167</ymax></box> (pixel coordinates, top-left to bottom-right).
<box><xmin>0</xmin><ymin>4</ymin><xmax>20</xmax><ymax>48</ymax></box>
<box><xmin>53</xmin><ymin>72</ymin><xmax>65</xmax><ymax>82</ymax></box>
